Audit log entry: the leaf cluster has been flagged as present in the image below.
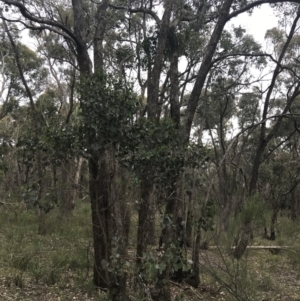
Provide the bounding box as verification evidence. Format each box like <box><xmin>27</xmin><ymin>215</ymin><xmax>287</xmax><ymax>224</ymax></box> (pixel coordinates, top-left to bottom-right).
<box><xmin>78</xmin><ymin>73</ymin><xmax>138</xmax><ymax>153</ymax></box>
<box><xmin>123</xmin><ymin>118</ymin><xmax>208</xmax><ymax>188</ymax></box>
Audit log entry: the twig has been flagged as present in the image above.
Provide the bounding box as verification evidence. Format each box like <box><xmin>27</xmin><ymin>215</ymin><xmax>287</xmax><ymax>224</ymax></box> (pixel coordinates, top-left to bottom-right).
<box><xmin>187</xmin><ymin>286</ymin><xmax>202</xmax><ymax>300</ymax></box>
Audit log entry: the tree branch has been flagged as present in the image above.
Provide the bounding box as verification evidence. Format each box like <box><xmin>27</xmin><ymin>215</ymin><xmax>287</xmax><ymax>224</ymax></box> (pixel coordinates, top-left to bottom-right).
<box><xmin>1</xmin><ymin>13</ymin><xmax>36</xmax><ymax>114</ymax></box>
<box><xmin>227</xmin><ymin>0</ymin><xmax>300</xmax><ymax>21</ymax></box>
<box><xmin>0</xmin><ymin>0</ymin><xmax>80</xmax><ymax>46</ymax></box>
<box><xmin>109</xmin><ymin>4</ymin><xmax>161</xmax><ymax>26</ymax></box>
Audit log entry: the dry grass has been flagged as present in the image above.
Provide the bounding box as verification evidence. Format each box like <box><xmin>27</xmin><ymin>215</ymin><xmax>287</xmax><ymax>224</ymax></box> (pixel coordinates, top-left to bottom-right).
<box><xmin>0</xmin><ymin>203</ymin><xmax>300</xmax><ymax>301</ymax></box>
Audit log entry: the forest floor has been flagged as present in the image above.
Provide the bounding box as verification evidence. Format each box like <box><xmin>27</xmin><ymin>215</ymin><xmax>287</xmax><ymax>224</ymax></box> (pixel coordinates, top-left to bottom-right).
<box><xmin>0</xmin><ymin>202</ymin><xmax>300</xmax><ymax>301</ymax></box>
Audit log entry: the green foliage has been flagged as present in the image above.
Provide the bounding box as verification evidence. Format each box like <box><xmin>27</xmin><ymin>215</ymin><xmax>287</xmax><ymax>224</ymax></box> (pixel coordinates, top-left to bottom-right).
<box><xmin>240</xmin><ymin>195</ymin><xmax>266</xmax><ymax>225</ymax></box>
<box><xmin>126</xmin><ymin>118</ymin><xmax>182</xmax><ymax>175</ymax></box>
<box><xmin>238</xmin><ymin>92</ymin><xmax>260</xmax><ymax>129</ymax></box>
<box><xmin>200</xmin><ymin>199</ymin><xmax>216</xmax><ymax>232</ymax></box>
<box><xmin>78</xmin><ymin>73</ymin><xmax>138</xmax><ymax>153</ymax></box>
<box><xmin>115</xmin><ymin>44</ymin><xmax>134</xmax><ymax>67</ymax></box>
<box><xmin>16</xmin><ymin>88</ymin><xmax>78</xmax><ymax>168</ymax></box>
<box><xmin>124</xmin><ymin>118</ymin><xmax>207</xmax><ymax>189</ymax></box>
<box><xmin>35</xmin><ymin>32</ymin><xmax>74</xmax><ymax>64</ymax></box>
<box><xmin>0</xmin><ymin>97</ymin><xmax>19</xmax><ymax>118</ymax></box>
<box><xmin>140</xmin><ymin>243</ymin><xmax>191</xmax><ymax>286</ymax></box>
<box><xmin>0</xmin><ymin>34</ymin><xmax>48</xmax><ymax>97</ymax></box>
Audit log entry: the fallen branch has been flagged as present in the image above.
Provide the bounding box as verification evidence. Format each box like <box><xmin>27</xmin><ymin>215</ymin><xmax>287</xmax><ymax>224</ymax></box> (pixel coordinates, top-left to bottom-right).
<box><xmin>208</xmin><ymin>245</ymin><xmax>293</xmax><ymax>250</ymax></box>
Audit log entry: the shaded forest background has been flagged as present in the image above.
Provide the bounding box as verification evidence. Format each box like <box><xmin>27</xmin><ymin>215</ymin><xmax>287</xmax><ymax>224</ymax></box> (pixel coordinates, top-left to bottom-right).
<box><xmin>1</xmin><ymin>0</ymin><xmax>300</xmax><ymax>300</ymax></box>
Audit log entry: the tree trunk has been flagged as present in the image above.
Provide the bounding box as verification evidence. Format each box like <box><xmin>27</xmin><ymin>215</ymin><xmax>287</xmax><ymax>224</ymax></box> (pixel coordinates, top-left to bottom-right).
<box><xmin>136</xmin><ymin>170</ymin><xmax>154</xmax><ymax>267</ymax></box>
<box><xmin>183</xmin><ymin>0</ymin><xmax>235</xmax><ymax>139</ymax></box>
<box><xmin>72</xmin><ymin>156</ymin><xmax>84</xmax><ymax>206</ymax></box>
<box><xmin>60</xmin><ymin>161</ymin><xmax>74</xmax><ymax>216</ymax></box>
<box><xmin>291</xmin><ymin>189</ymin><xmax>297</xmax><ymax>221</ymax></box>
<box><xmin>52</xmin><ymin>164</ymin><xmax>58</xmax><ymax>206</ymax></box>
<box><xmin>137</xmin><ymin>0</ymin><xmax>174</xmax><ymax>267</ymax></box>
<box><xmin>155</xmin><ymin>174</ymin><xmax>184</xmax><ymax>300</ymax></box>
<box><xmin>189</xmin><ymin>217</ymin><xmax>202</xmax><ymax>288</ymax></box>
<box><xmin>38</xmin><ymin>209</ymin><xmax>46</xmax><ymax>235</ymax></box>
<box><xmin>269</xmin><ymin>209</ymin><xmax>278</xmax><ymax>241</ymax></box>
<box><xmin>232</xmin><ymin>220</ymin><xmax>252</xmax><ymax>260</ymax></box>
<box><xmin>89</xmin><ymin>148</ymin><xmax>115</xmax><ymax>289</ymax></box>
<box><xmin>3</xmin><ymin>17</ymin><xmax>47</xmax><ymax>234</ymax></box>
<box><xmin>110</xmin><ymin>167</ymin><xmax>131</xmax><ymax>301</ymax></box>
<box><xmin>185</xmin><ymin>191</ymin><xmax>193</xmax><ymax>247</ymax></box>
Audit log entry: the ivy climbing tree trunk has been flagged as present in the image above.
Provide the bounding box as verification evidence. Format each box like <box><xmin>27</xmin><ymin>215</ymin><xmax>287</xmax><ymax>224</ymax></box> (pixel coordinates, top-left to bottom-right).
<box><xmin>72</xmin><ymin>0</ymin><xmax>116</xmax><ymax>290</ymax></box>
<box><xmin>136</xmin><ymin>0</ymin><xmax>173</xmax><ymax>275</ymax></box>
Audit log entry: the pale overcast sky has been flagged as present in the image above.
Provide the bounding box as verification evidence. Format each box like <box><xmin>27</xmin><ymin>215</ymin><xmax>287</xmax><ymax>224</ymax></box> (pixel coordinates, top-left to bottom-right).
<box><xmin>232</xmin><ymin>4</ymin><xmax>278</xmax><ymax>45</ymax></box>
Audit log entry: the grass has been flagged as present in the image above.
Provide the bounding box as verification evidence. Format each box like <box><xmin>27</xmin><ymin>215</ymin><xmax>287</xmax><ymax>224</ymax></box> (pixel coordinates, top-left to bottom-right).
<box><xmin>197</xmin><ymin>211</ymin><xmax>300</xmax><ymax>301</ymax></box>
<box><xmin>0</xmin><ymin>201</ymin><xmax>300</xmax><ymax>300</ymax></box>
<box><xmin>0</xmin><ymin>201</ymin><xmax>100</xmax><ymax>300</ymax></box>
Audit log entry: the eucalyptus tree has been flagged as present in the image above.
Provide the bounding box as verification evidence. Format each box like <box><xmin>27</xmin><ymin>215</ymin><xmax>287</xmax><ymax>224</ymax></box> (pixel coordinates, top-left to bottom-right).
<box><xmin>259</xmin><ymin>150</ymin><xmax>300</xmax><ymax>240</ymax></box>
<box><xmin>32</xmin><ymin>28</ymin><xmax>83</xmax><ymax>216</ymax></box>
<box><xmin>0</xmin><ymin>17</ymin><xmax>53</xmax><ymax>233</ymax></box>
<box><xmin>0</xmin><ymin>21</ymin><xmax>46</xmax><ymax>118</ymax></box>
<box><xmin>231</xmin><ymin>8</ymin><xmax>300</xmax><ymax>259</ymax></box>
<box><xmin>194</xmin><ymin>27</ymin><xmax>264</xmax><ymax>225</ymax></box>
<box><xmin>259</xmin><ymin>82</ymin><xmax>300</xmax><ymax>229</ymax></box>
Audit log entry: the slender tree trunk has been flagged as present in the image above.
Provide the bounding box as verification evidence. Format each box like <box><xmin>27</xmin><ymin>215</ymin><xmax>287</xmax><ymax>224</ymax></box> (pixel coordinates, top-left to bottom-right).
<box><xmin>52</xmin><ymin>164</ymin><xmax>58</xmax><ymax>205</ymax></box>
<box><xmin>185</xmin><ymin>191</ymin><xmax>193</xmax><ymax>247</ymax></box>
<box><xmin>154</xmin><ymin>24</ymin><xmax>186</xmax><ymax>296</ymax></box>
<box><xmin>136</xmin><ymin>170</ymin><xmax>154</xmax><ymax>267</ymax></box>
<box><xmin>72</xmin><ymin>156</ymin><xmax>84</xmax><ymax>206</ymax></box>
<box><xmin>60</xmin><ymin>161</ymin><xmax>74</xmax><ymax>216</ymax></box>
<box><xmin>110</xmin><ymin>168</ymin><xmax>131</xmax><ymax>301</ymax></box>
<box><xmin>38</xmin><ymin>209</ymin><xmax>46</xmax><ymax>235</ymax></box>
<box><xmin>291</xmin><ymin>189</ymin><xmax>297</xmax><ymax>221</ymax></box>
<box><xmin>73</xmin><ymin>0</ymin><xmax>114</xmax><ymax>289</ymax></box>
<box><xmin>232</xmin><ymin>218</ymin><xmax>252</xmax><ymax>260</ymax></box>
<box><xmin>269</xmin><ymin>209</ymin><xmax>278</xmax><ymax>241</ymax></box>
<box><xmin>189</xmin><ymin>217</ymin><xmax>202</xmax><ymax>288</ymax></box>
<box><xmin>249</xmin><ymin>10</ymin><xmax>300</xmax><ymax>195</ymax></box>
<box><xmin>183</xmin><ymin>0</ymin><xmax>235</xmax><ymax>139</ymax></box>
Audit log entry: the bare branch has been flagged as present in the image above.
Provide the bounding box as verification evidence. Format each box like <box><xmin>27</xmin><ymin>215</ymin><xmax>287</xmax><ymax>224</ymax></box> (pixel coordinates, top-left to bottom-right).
<box><xmin>109</xmin><ymin>4</ymin><xmax>161</xmax><ymax>26</ymax></box>
<box><xmin>227</xmin><ymin>0</ymin><xmax>300</xmax><ymax>21</ymax></box>
<box><xmin>0</xmin><ymin>0</ymin><xmax>80</xmax><ymax>46</ymax></box>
